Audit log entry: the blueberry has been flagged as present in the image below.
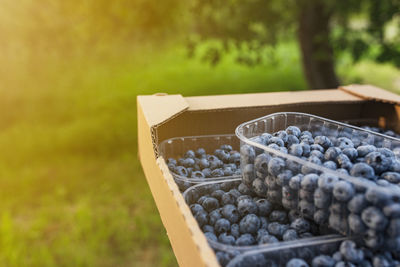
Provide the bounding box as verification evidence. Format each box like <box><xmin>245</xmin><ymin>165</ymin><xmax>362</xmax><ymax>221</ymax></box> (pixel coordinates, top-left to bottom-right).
<box><xmin>242</xmin><ymin>164</ymin><xmax>255</xmax><ymax>186</ymax></box>
<box><xmin>301</xmin><ymin>142</ymin><xmax>311</xmax><ymax>157</ymax></box>
<box><xmin>221</xmin><ymin>192</ymin><xmax>236</xmax><ymax>206</ymax></box>
<box><xmin>252</xmin><ymin>178</ymin><xmax>267</xmax><ymax>196</ymax></box>
<box><xmin>390</xmin><ymin>160</ymin><xmax>400</xmax><ymax>172</ymax></box>
<box><xmin>260</xmin><ymin>216</ymin><xmax>269</xmax><ymax>230</ymax></box>
<box><xmin>349</xmin><ymin>163</ymin><xmax>375</xmax><ymax>180</ymax></box>
<box><xmin>235</xmin><ymin>233</ymin><xmax>255</xmax><ymax>246</ymax></box>
<box><xmin>268</xmin><ymin>143</ymin><xmax>281</xmax><ymax>151</ymax></box>
<box><xmin>332</xmin><ymin>251</ymin><xmax>342</xmax><ymax>262</ymax></box>
<box><xmin>357</xmin><ymin>145</ymin><xmax>377</xmax><ymax>157</ymax></box>
<box><xmin>348</xmin><ymin>194</ymin><xmax>368</xmax><ymax>214</ymax></box>
<box><xmin>287</xmin><ymin>126</ymin><xmax>301</xmax><ymax>137</ymax></box>
<box><xmin>336</xmin><ymin>154</ymin><xmax>352</xmax><ymax>169</ymax></box>
<box><xmin>378</xmin><ymin>147</ymin><xmax>395</xmax><ymax>159</ymax></box>
<box><xmin>255</xmin><ymin>153</ymin><xmax>272</xmax><ymax>175</ymax></box>
<box><xmin>314</xmin><ymin>209</ymin><xmax>329</xmax><ymax>224</ymax></box>
<box><xmin>216</xmin><ymin>251</ymin><xmax>231</xmax><ymax>266</ymax></box>
<box><xmin>237</xmin><ymin>195</ymin><xmax>252</xmax><ymax>204</ymax></box>
<box><xmin>283</xmin><ymin>186</ymin><xmax>296</xmax><ymax>201</ymax></box>
<box><xmin>238</xmin><ymin>199</ymin><xmax>258</xmax><ymax>216</ymax></box>
<box><xmin>365</xmin><ymin>152</ymin><xmax>391</xmax><ymax>174</ymax></box>
<box><xmin>381</xmin><ymin>172</ymin><xmax>400</xmax><ymax>183</ymax></box>
<box><xmin>376</xmin><ymin>179</ymin><xmax>391</xmax><ymax>187</ymax></box>
<box><xmin>282</xmin><ymin>229</ymin><xmax>298</xmax><ymax>241</ymax></box>
<box><xmin>300</xmin><ymin>189</ymin><xmax>314</xmax><ymax>202</ymax></box>
<box><xmin>174</xmin><ymin>166</ymin><xmax>188</xmax><ymax>177</ymax></box>
<box><xmin>290</xmin><ymin>218</ymin><xmax>310</xmax><ymax>234</ymax></box>
<box><xmin>387</xmin><ymin>218</ymin><xmax>400</xmax><ymax>237</ymax></box>
<box><xmin>329</xmin><ymin>202</ymin><xmax>346</xmax><ymax>214</ymax></box>
<box><xmin>185</xmin><ymin>150</ymin><xmax>196</xmax><ymax>159</ymax></box>
<box><xmin>268</xmin><ymin>136</ymin><xmax>285</xmax><ymax>147</ymax></box>
<box><xmin>256</xmin><ymin>228</ymin><xmax>269</xmax><ymax>241</ymax></box>
<box><xmin>268</xmin><ymin>158</ymin><xmax>286</xmax><ymax>176</ymax></box>
<box><xmin>336</xmin><ymin>168</ymin><xmax>349</xmax><ymax>175</ymax></box>
<box><xmin>204</xmin><ymin>232</ymin><xmax>217</xmax><ymax>242</ymax></box>
<box><xmin>314</xmin><ymin>188</ymin><xmax>331</xmax><ymax>209</ymax></box>
<box><xmin>238</xmin><ymin>183</ymin><xmax>253</xmax><ymax>196</ymax></box>
<box><xmin>289</xmin><ymin>174</ymin><xmax>304</xmax><ymax>190</ymax></box>
<box><xmin>372</xmin><ymin>255</ymin><xmax>391</xmax><ymax>267</ymax></box>
<box><xmin>167</xmin><ymin>158</ymin><xmax>177</xmax><ymax>165</ymax></box>
<box><xmin>277</xmin><ymin>170</ymin><xmax>293</xmax><ymax>186</ymax></box>
<box><xmin>287</xmin><ymin>135</ymin><xmax>300</xmax><ymax>147</ymax></box>
<box><xmin>311</xmin><ymin>144</ymin><xmax>325</xmax><ymax>153</ymax></box>
<box><xmin>361</xmin><ymin>207</ymin><xmax>388</xmax><ymax>231</ymax></box>
<box><xmin>333</xmin><ymin>180</ymin><xmax>355</xmax><ymax>202</ymax></box>
<box><xmin>286</xmin><ymin>258</ymin><xmax>309</xmax><ymax>267</ymax></box>
<box><xmin>288</xmin><ymin>210</ymin><xmax>301</xmax><ymax>222</ymax></box>
<box><xmin>342</xmin><ymin>147</ymin><xmax>358</xmax><ymax>161</ymax></box>
<box><xmin>183</xmin><ymin>158</ymin><xmax>195</xmax><ymax>168</ymax></box>
<box><xmin>267</xmin><ymin>222</ymin><xmax>288</xmax><ymax>238</ymax></box>
<box><xmin>221</xmin><ymin>204</ymin><xmax>239</xmax><ymax>224</ymax></box>
<box><xmin>312</xmin><ymin>255</ymin><xmax>336</xmax><ymax>267</ymax></box>
<box><xmin>269</xmin><ymin>210</ymin><xmax>288</xmax><ymax>223</ymax></box>
<box><xmin>194</xmin><ymin>211</ymin><xmax>208</xmax><ymax>227</ymax></box>
<box><xmin>310</xmin><ymin>150</ymin><xmax>324</xmax><ymax>161</ymax></box>
<box><xmin>211</xmin><ymin>190</ymin><xmax>225</xmax><ymax>201</ymax></box>
<box><xmin>215</xmin><ymin>218</ymin><xmax>231</xmax><ymax>234</ymax></box>
<box><xmin>191</xmin><ymin>171</ymin><xmax>205</xmax><ymax>178</ymax></box>
<box><xmin>339</xmin><ymin>240</ymin><xmax>364</xmax><ymax>263</ymax></box>
<box><xmin>314</xmin><ymin>136</ymin><xmax>333</xmax><ymax>149</ymax></box>
<box><xmin>202</xmin><ymin>168</ymin><xmax>212</xmax><ymax>178</ymax></box>
<box><xmin>220</xmin><ymin>144</ymin><xmax>233</xmax><ymax>152</ymax></box>
<box><xmin>229</xmin><ymin>189</ymin><xmax>241</xmax><ymax>198</ymax></box>
<box><xmin>231</xmin><ymin>223</ymin><xmax>240</xmax><ymax>239</ymax></box>
<box><xmin>211</xmin><ymin>168</ymin><xmax>224</xmax><ymax>177</ymax></box>
<box><xmin>190</xmin><ymin>203</ymin><xmax>205</xmax><ymax>215</ymax></box>
<box><xmin>325</xmin><ymin>147</ymin><xmax>342</xmax><ymax>162</ymax></box>
<box><xmin>256</xmin><ymin>199</ymin><xmax>272</xmax><ymax>217</ymax></box>
<box><xmin>218</xmin><ymin>232</ymin><xmax>236</xmax><ymax>245</ymax></box>
<box><xmin>328</xmin><ymin>213</ymin><xmax>348</xmax><ymax>234</ymax></box>
<box><xmin>365</xmin><ymin>187</ymin><xmax>390</xmax><ymax>205</ymax></box>
<box><xmin>290</xmin><ymin>144</ymin><xmax>304</xmax><ymax>157</ymax></box>
<box><xmin>334</xmin><ymin>261</ymin><xmax>355</xmax><ymax>267</ymax></box>
<box><xmin>209</xmin><ymin>209</ymin><xmax>222</xmax><ymax>225</ymax></box>
<box><xmin>197</xmin><ymin>196</ymin><xmax>208</xmax><ymax>205</ymax></box>
<box><xmin>260</xmin><ymin>133</ymin><xmax>273</xmax><ymax>144</ymax></box>
<box><xmin>265</xmin><ymin>176</ymin><xmax>279</xmax><ymax>190</ymax></box>
<box><xmin>302</xmin><ymin>156</ymin><xmax>321</xmax><ymax>174</ymax></box>
<box><xmin>301</xmin><ymin>174</ymin><xmax>319</xmax><ymax>191</ymax></box>
<box><xmin>383</xmin><ymin>203</ymin><xmax>400</xmax><ymax>218</ymax></box>
<box><xmin>241</xmin><ymin>145</ymin><xmax>256</xmax><ymax>165</ymax></box>
<box><xmin>230</xmin><ymin>152</ymin><xmax>241</xmax><ymax>165</ymax></box>
<box><xmin>349</xmin><ymin>213</ymin><xmax>367</xmax><ymax>234</ymax></box>
<box><xmin>239</xmin><ymin>214</ymin><xmax>260</xmax><ymax>234</ymax></box>
<box><xmin>300</xmin><ymin>135</ymin><xmax>314</xmax><ymax>145</ymax></box>
<box><xmin>299</xmin><ymin>232</ymin><xmax>314</xmax><ymax>238</ymax></box>
<box><xmin>198</xmin><ymin>158</ymin><xmax>210</xmax><ymax>169</ymax></box>
<box><xmin>258</xmin><ymin>234</ymin><xmax>279</xmax><ymax>244</ymax></box>
<box><xmin>299</xmin><ymin>200</ymin><xmax>315</xmax><ymax>219</ymax></box>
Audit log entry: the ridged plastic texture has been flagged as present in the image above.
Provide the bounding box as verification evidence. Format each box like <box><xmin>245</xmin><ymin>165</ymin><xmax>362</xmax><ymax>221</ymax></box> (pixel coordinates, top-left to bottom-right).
<box><xmin>183</xmin><ymin>179</ymin><xmax>344</xmax><ymax>266</ymax></box>
<box><xmin>236</xmin><ymin>112</ymin><xmax>400</xmax><ymax>251</ymax></box>
<box><xmin>159</xmin><ymin>135</ymin><xmax>241</xmax><ymax>191</ymax></box>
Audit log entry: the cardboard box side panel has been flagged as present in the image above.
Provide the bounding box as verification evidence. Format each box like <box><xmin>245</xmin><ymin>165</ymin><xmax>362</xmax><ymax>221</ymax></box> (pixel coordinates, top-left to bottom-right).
<box><xmin>185</xmin><ymin>89</ymin><xmax>361</xmax><ymax>110</ymax></box>
<box><xmin>358</xmin><ymin>102</ymin><xmax>400</xmax><ymax>131</ymax></box>
<box><xmin>138</xmin><ymin>102</ymin><xmax>218</xmax><ymax>267</ymax></box>
<box><xmin>156</xmin><ymin>101</ymin><xmax>364</xmax><ymax>149</ymax></box>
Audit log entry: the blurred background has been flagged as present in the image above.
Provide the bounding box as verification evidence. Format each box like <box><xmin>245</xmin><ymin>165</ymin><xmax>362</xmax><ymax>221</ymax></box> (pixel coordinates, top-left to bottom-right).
<box><xmin>0</xmin><ymin>0</ymin><xmax>399</xmax><ymax>266</ymax></box>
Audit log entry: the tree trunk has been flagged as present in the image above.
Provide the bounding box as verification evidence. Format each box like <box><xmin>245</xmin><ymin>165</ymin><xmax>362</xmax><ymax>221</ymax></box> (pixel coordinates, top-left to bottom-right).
<box><xmin>298</xmin><ymin>0</ymin><xmax>339</xmax><ymax>89</ymax></box>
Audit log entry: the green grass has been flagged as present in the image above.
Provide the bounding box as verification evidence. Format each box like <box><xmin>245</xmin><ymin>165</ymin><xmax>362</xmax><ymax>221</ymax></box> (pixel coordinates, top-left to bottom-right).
<box><xmin>0</xmin><ymin>41</ymin><xmax>399</xmax><ymax>266</ymax></box>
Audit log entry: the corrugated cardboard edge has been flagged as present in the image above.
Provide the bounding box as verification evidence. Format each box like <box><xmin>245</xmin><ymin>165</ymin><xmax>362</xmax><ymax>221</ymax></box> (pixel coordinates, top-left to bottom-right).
<box><xmin>138</xmin><ymin>99</ymin><xmax>218</xmax><ymax>267</ymax></box>
<box><xmin>339</xmin><ymin>84</ymin><xmax>400</xmax><ymax>105</ymax></box>
<box><xmin>157</xmin><ymin>157</ymin><xmax>219</xmax><ymax>267</ymax></box>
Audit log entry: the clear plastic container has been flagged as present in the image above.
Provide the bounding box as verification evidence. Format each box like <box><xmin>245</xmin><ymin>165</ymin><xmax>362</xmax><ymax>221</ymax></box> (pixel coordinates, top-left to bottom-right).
<box><xmin>226</xmin><ymin>235</ymin><xmax>349</xmax><ymax>267</ymax></box>
<box><xmin>183</xmin><ymin>178</ymin><xmax>344</xmax><ymax>266</ymax></box>
<box><xmin>235</xmin><ymin>112</ymin><xmax>400</xmax><ymax>251</ymax></box>
<box><xmin>159</xmin><ymin>134</ymin><xmax>241</xmax><ymax>191</ymax></box>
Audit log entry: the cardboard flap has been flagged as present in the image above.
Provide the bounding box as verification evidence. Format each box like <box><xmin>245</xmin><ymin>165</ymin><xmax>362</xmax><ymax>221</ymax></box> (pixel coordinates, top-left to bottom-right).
<box><xmin>339</xmin><ymin>84</ymin><xmax>400</xmax><ymax>105</ymax></box>
<box><xmin>137</xmin><ymin>94</ymin><xmax>188</xmax><ymax>126</ymax></box>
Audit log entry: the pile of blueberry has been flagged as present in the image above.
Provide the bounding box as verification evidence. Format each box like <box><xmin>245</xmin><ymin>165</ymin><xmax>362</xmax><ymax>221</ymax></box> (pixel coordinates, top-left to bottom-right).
<box><xmin>167</xmin><ymin>145</ymin><xmax>241</xmax><ymax>191</ymax></box>
<box><xmin>241</xmin><ymin>125</ymin><xmax>400</xmax><ymax>251</ymax></box>
<box><xmin>230</xmin><ymin>239</ymin><xmax>400</xmax><ymax>267</ymax></box>
<box><xmin>362</xmin><ymin>126</ymin><xmax>400</xmax><ymax>140</ymax></box>
<box><xmin>185</xmin><ymin>180</ymin><xmax>336</xmax><ymax>266</ymax></box>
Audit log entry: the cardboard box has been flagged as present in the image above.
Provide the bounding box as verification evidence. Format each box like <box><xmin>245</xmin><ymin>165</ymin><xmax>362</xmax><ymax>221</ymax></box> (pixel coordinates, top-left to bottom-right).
<box><xmin>137</xmin><ymin>85</ymin><xmax>400</xmax><ymax>267</ymax></box>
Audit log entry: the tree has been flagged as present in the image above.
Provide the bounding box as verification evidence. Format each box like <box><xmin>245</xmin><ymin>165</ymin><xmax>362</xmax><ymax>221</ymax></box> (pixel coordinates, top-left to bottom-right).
<box><xmin>189</xmin><ymin>0</ymin><xmax>400</xmax><ymax>89</ymax></box>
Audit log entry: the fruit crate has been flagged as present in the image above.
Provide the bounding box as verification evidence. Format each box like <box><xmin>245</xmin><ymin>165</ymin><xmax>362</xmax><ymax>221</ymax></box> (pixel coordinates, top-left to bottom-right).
<box><xmin>183</xmin><ymin>178</ymin><xmax>344</xmax><ymax>266</ymax></box>
<box><xmin>159</xmin><ymin>135</ymin><xmax>241</xmax><ymax>191</ymax></box>
<box><xmin>235</xmin><ymin>112</ymin><xmax>400</xmax><ymax>252</ymax></box>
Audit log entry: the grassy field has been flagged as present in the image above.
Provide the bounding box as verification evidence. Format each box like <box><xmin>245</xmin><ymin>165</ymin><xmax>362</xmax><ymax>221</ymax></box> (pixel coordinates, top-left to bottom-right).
<box><xmin>0</xmin><ymin>41</ymin><xmax>399</xmax><ymax>266</ymax></box>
